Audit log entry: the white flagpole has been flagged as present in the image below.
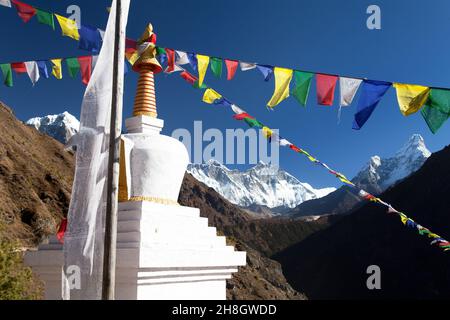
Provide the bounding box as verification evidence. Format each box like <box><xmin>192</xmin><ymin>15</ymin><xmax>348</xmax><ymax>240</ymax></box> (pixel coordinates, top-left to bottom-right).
<box><xmin>102</xmin><ymin>0</ymin><xmax>125</xmax><ymax>300</ymax></box>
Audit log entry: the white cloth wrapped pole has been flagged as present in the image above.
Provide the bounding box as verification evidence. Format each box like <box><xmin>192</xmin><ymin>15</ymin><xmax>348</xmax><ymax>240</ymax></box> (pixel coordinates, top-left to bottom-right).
<box><xmin>62</xmin><ymin>0</ymin><xmax>130</xmax><ymax>300</ymax></box>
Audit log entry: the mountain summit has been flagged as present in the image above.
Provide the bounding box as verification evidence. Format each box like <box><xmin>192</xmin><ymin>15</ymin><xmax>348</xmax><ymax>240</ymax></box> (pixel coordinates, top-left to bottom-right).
<box><xmin>290</xmin><ymin>134</ymin><xmax>431</xmax><ymax>217</ymax></box>
<box><xmin>187</xmin><ymin>160</ymin><xmax>335</xmax><ymax>210</ymax></box>
<box><xmin>352</xmin><ymin>134</ymin><xmax>431</xmax><ymax>194</ymax></box>
<box><xmin>26</xmin><ymin>112</ymin><xmax>80</xmax><ymax>144</ymax></box>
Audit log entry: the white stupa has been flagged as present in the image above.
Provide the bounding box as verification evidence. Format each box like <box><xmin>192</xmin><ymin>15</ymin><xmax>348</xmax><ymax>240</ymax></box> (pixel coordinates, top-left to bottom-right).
<box><xmin>24</xmin><ymin>24</ymin><xmax>246</xmax><ymax>300</ymax></box>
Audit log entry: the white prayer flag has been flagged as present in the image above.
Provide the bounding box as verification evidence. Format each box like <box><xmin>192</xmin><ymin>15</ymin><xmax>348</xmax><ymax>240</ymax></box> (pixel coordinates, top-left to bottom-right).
<box><xmin>231</xmin><ymin>104</ymin><xmax>245</xmax><ymax>114</ymax></box>
<box><xmin>339</xmin><ymin>77</ymin><xmax>362</xmax><ymax>107</ymax></box>
<box><xmin>239</xmin><ymin>62</ymin><xmax>256</xmax><ymax>71</ymax></box>
<box><xmin>24</xmin><ymin>61</ymin><xmax>39</xmax><ymax>86</ymax></box>
<box><xmin>0</xmin><ymin>0</ymin><xmax>11</xmax><ymax>8</ymax></box>
<box><xmin>63</xmin><ymin>0</ymin><xmax>130</xmax><ymax>300</ymax></box>
<box><xmin>175</xmin><ymin>51</ymin><xmax>190</xmax><ymax>65</ymax></box>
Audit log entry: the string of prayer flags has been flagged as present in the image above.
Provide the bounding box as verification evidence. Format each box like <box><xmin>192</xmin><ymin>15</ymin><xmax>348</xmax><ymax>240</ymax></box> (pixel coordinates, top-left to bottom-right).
<box><xmin>0</xmin><ymin>64</ymin><xmax>13</xmax><ymax>87</ymax></box>
<box><xmin>11</xmin><ymin>62</ymin><xmax>26</xmax><ymax>73</ymax></box>
<box><xmin>339</xmin><ymin>77</ymin><xmax>362</xmax><ymax>107</ymax></box>
<box><xmin>78</xmin><ymin>25</ymin><xmax>102</xmax><ymax>53</ymax></box>
<box><xmin>24</xmin><ymin>61</ymin><xmax>39</xmax><ymax>85</ymax></box>
<box><xmin>316</xmin><ymin>74</ymin><xmax>338</xmax><ymax>106</ymax></box>
<box><xmin>210</xmin><ymin>57</ymin><xmax>223</xmax><ymax>78</ymax></box>
<box><xmin>78</xmin><ymin>56</ymin><xmax>92</xmax><ymax>85</ymax></box>
<box><xmin>176</xmin><ymin>70</ymin><xmax>449</xmax><ymax>252</ymax></box>
<box><xmin>240</xmin><ymin>62</ymin><xmax>256</xmax><ymax>71</ymax></box>
<box><xmin>267</xmin><ymin>67</ymin><xmax>293</xmax><ymax>108</ymax></box>
<box><xmin>37</xmin><ymin>61</ymin><xmax>49</xmax><ymax>78</ymax></box>
<box><xmin>55</xmin><ymin>14</ymin><xmax>79</xmax><ymax>40</ymax></box>
<box><xmin>11</xmin><ymin>0</ymin><xmax>36</xmax><ymax>23</ymax></box>
<box><xmin>225</xmin><ymin>59</ymin><xmax>238</xmax><ymax>80</ymax></box>
<box><xmin>65</xmin><ymin>57</ymin><xmax>80</xmax><ymax>78</ymax></box>
<box><xmin>291</xmin><ymin>71</ymin><xmax>314</xmax><ymax>107</ymax></box>
<box><xmin>420</xmin><ymin>88</ymin><xmax>450</xmax><ymax>134</ymax></box>
<box><xmin>353</xmin><ymin>80</ymin><xmax>391</xmax><ymax>130</ymax></box>
<box><xmin>202</xmin><ymin>88</ymin><xmax>222</xmax><ymax>104</ymax></box>
<box><xmin>256</xmin><ymin>65</ymin><xmax>274</xmax><ymax>82</ymax></box>
<box><xmin>0</xmin><ymin>0</ymin><xmax>11</xmax><ymax>8</ymax></box>
<box><xmin>196</xmin><ymin>54</ymin><xmax>210</xmax><ymax>87</ymax></box>
<box><xmin>51</xmin><ymin>59</ymin><xmax>63</xmax><ymax>79</ymax></box>
<box><xmin>35</xmin><ymin>8</ymin><xmax>54</xmax><ymax>29</ymax></box>
<box><xmin>393</xmin><ymin>83</ymin><xmax>430</xmax><ymax>116</ymax></box>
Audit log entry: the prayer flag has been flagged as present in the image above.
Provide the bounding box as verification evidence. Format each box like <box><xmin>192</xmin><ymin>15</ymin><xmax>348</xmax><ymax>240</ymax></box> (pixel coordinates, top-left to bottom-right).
<box><xmin>77</xmin><ymin>56</ymin><xmax>92</xmax><ymax>85</ymax></box>
<box><xmin>316</xmin><ymin>74</ymin><xmax>338</xmax><ymax>106</ymax></box>
<box><xmin>420</xmin><ymin>88</ymin><xmax>450</xmax><ymax>133</ymax></box>
<box><xmin>180</xmin><ymin>70</ymin><xmax>197</xmax><ymax>85</ymax></box>
<box><xmin>202</xmin><ymin>88</ymin><xmax>222</xmax><ymax>104</ymax></box>
<box><xmin>352</xmin><ymin>80</ymin><xmax>391</xmax><ymax>130</ymax></box>
<box><xmin>196</xmin><ymin>54</ymin><xmax>210</xmax><ymax>87</ymax></box>
<box><xmin>291</xmin><ymin>71</ymin><xmax>313</xmax><ymax>106</ymax></box>
<box><xmin>210</xmin><ymin>57</ymin><xmax>223</xmax><ymax>78</ymax></box>
<box><xmin>256</xmin><ymin>64</ymin><xmax>273</xmax><ymax>81</ymax></box>
<box><xmin>0</xmin><ymin>64</ymin><xmax>13</xmax><ymax>87</ymax></box>
<box><xmin>187</xmin><ymin>52</ymin><xmax>197</xmax><ymax>71</ymax></box>
<box><xmin>24</xmin><ymin>61</ymin><xmax>39</xmax><ymax>85</ymax></box>
<box><xmin>175</xmin><ymin>51</ymin><xmax>189</xmax><ymax>65</ymax></box>
<box><xmin>240</xmin><ymin>62</ymin><xmax>256</xmax><ymax>71</ymax></box>
<box><xmin>165</xmin><ymin>48</ymin><xmax>175</xmax><ymax>73</ymax></box>
<box><xmin>36</xmin><ymin>8</ymin><xmax>54</xmax><ymax>29</ymax></box>
<box><xmin>393</xmin><ymin>83</ymin><xmax>430</xmax><ymax>116</ymax></box>
<box><xmin>339</xmin><ymin>77</ymin><xmax>362</xmax><ymax>107</ymax></box>
<box><xmin>51</xmin><ymin>59</ymin><xmax>63</xmax><ymax>79</ymax></box>
<box><xmin>55</xmin><ymin>14</ymin><xmax>80</xmax><ymax>40</ymax></box>
<box><xmin>79</xmin><ymin>25</ymin><xmax>102</xmax><ymax>53</ymax></box>
<box><xmin>11</xmin><ymin>62</ymin><xmax>26</xmax><ymax>73</ymax></box>
<box><xmin>225</xmin><ymin>59</ymin><xmax>238</xmax><ymax>80</ymax></box>
<box><xmin>66</xmin><ymin>57</ymin><xmax>80</xmax><ymax>78</ymax></box>
<box><xmin>11</xmin><ymin>0</ymin><xmax>36</xmax><ymax>23</ymax></box>
<box><xmin>0</xmin><ymin>0</ymin><xmax>11</xmax><ymax>8</ymax></box>
<box><xmin>36</xmin><ymin>61</ymin><xmax>49</xmax><ymax>78</ymax></box>
<box><xmin>267</xmin><ymin>67</ymin><xmax>293</xmax><ymax>108</ymax></box>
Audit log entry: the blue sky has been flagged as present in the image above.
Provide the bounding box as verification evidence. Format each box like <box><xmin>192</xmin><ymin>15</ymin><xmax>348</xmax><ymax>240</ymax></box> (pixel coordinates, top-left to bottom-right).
<box><xmin>1</xmin><ymin>0</ymin><xmax>450</xmax><ymax>189</ymax></box>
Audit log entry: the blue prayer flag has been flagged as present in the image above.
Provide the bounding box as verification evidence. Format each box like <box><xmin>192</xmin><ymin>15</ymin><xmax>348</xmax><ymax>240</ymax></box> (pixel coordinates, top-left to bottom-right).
<box><xmin>78</xmin><ymin>25</ymin><xmax>102</xmax><ymax>54</ymax></box>
<box><xmin>36</xmin><ymin>61</ymin><xmax>49</xmax><ymax>79</ymax></box>
<box><xmin>256</xmin><ymin>64</ymin><xmax>274</xmax><ymax>81</ymax></box>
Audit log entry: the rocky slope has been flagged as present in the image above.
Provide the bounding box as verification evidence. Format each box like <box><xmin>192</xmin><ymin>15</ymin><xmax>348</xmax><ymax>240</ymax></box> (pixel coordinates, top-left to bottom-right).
<box><xmin>0</xmin><ymin>102</ymin><xmax>306</xmax><ymax>300</ymax></box>
<box><xmin>289</xmin><ymin>134</ymin><xmax>430</xmax><ymax>217</ymax></box>
<box><xmin>275</xmin><ymin>145</ymin><xmax>450</xmax><ymax>299</ymax></box>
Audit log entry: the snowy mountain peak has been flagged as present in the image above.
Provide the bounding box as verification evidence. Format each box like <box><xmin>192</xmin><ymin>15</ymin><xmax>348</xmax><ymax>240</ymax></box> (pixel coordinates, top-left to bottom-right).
<box><xmin>352</xmin><ymin>134</ymin><xmax>431</xmax><ymax>194</ymax></box>
<box><xmin>26</xmin><ymin>111</ymin><xmax>80</xmax><ymax>144</ymax></box>
<box><xmin>187</xmin><ymin>161</ymin><xmax>336</xmax><ymax>210</ymax></box>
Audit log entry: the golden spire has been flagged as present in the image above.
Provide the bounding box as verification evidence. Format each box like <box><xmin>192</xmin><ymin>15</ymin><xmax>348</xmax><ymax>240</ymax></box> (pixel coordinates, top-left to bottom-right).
<box><xmin>131</xmin><ymin>24</ymin><xmax>162</xmax><ymax>117</ymax></box>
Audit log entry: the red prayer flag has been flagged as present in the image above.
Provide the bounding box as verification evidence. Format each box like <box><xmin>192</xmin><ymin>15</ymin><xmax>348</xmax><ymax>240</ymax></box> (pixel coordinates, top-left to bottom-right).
<box><xmin>77</xmin><ymin>56</ymin><xmax>93</xmax><ymax>85</ymax></box>
<box><xmin>225</xmin><ymin>59</ymin><xmax>238</xmax><ymax>80</ymax></box>
<box><xmin>56</xmin><ymin>218</ymin><xmax>67</xmax><ymax>244</ymax></box>
<box><xmin>11</xmin><ymin>62</ymin><xmax>27</xmax><ymax>73</ymax></box>
<box><xmin>289</xmin><ymin>145</ymin><xmax>302</xmax><ymax>153</ymax></box>
<box><xmin>316</xmin><ymin>74</ymin><xmax>338</xmax><ymax>106</ymax></box>
<box><xmin>165</xmin><ymin>48</ymin><xmax>175</xmax><ymax>73</ymax></box>
<box><xmin>180</xmin><ymin>71</ymin><xmax>197</xmax><ymax>84</ymax></box>
<box><xmin>11</xmin><ymin>0</ymin><xmax>36</xmax><ymax>23</ymax></box>
<box><xmin>233</xmin><ymin>113</ymin><xmax>254</xmax><ymax>120</ymax></box>
<box><xmin>125</xmin><ymin>38</ymin><xmax>137</xmax><ymax>49</ymax></box>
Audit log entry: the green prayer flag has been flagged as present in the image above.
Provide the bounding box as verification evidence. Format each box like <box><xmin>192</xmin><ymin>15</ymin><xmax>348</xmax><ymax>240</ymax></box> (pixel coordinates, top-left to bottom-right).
<box><xmin>36</xmin><ymin>9</ymin><xmax>55</xmax><ymax>30</ymax></box>
<box><xmin>291</xmin><ymin>71</ymin><xmax>314</xmax><ymax>106</ymax></box>
<box><xmin>156</xmin><ymin>47</ymin><xmax>166</xmax><ymax>56</ymax></box>
<box><xmin>65</xmin><ymin>58</ymin><xmax>81</xmax><ymax>78</ymax></box>
<box><xmin>244</xmin><ymin>118</ymin><xmax>263</xmax><ymax>128</ymax></box>
<box><xmin>421</xmin><ymin>88</ymin><xmax>450</xmax><ymax>134</ymax></box>
<box><xmin>210</xmin><ymin>57</ymin><xmax>222</xmax><ymax>78</ymax></box>
<box><xmin>0</xmin><ymin>64</ymin><xmax>13</xmax><ymax>87</ymax></box>
<box><xmin>193</xmin><ymin>80</ymin><xmax>208</xmax><ymax>89</ymax></box>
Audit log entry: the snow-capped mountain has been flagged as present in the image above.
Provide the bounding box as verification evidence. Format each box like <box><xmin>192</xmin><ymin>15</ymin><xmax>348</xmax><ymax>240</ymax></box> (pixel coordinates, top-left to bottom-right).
<box><xmin>26</xmin><ymin>111</ymin><xmax>80</xmax><ymax>144</ymax></box>
<box><xmin>289</xmin><ymin>134</ymin><xmax>432</xmax><ymax>218</ymax></box>
<box><xmin>187</xmin><ymin>160</ymin><xmax>336</xmax><ymax>210</ymax></box>
<box><xmin>352</xmin><ymin>134</ymin><xmax>431</xmax><ymax>194</ymax></box>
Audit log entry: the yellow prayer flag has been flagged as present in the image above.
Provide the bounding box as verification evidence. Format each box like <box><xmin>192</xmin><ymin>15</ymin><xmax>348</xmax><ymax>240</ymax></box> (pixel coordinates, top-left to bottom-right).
<box><xmin>197</xmin><ymin>54</ymin><xmax>210</xmax><ymax>87</ymax></box>
<box><xmin>55</xmin><ymin>14</ymin><xmax>80</xmax><ymax>41</ymax></box>
<box><xmin>262</xmin><ymin>126</ymin><xmax>273</xmax><ymax>139</ymax></box>
<box><xmin>267</xmin><ymin>67</ymin><xmax>293</xmax><ymax>108</ymax></box>
<box><xmin>393</xmin><ymin>83</ymin><xmax>430</xmax><ymax>116</ymax></box>
<box><xmin>51</xmin><ymin>59</ymin><xmax>63</xmax><ymax>79</ymax></box>
<box><xmin>126</xmin><ymin>50</ymin><xmax>140</xmax><ymax>66</ymax></box>
<box><xmin>202</xmin><ymin>88</ymin><xmax>222</xmax><ymax>104</ymax></box>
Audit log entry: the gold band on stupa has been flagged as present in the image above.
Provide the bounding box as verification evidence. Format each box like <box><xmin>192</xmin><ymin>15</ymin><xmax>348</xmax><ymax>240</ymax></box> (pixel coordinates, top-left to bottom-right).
<box><xmin>131</xmin><ymin>23</ymin><xmax>162</xmax><ymax>118</ymax></box>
